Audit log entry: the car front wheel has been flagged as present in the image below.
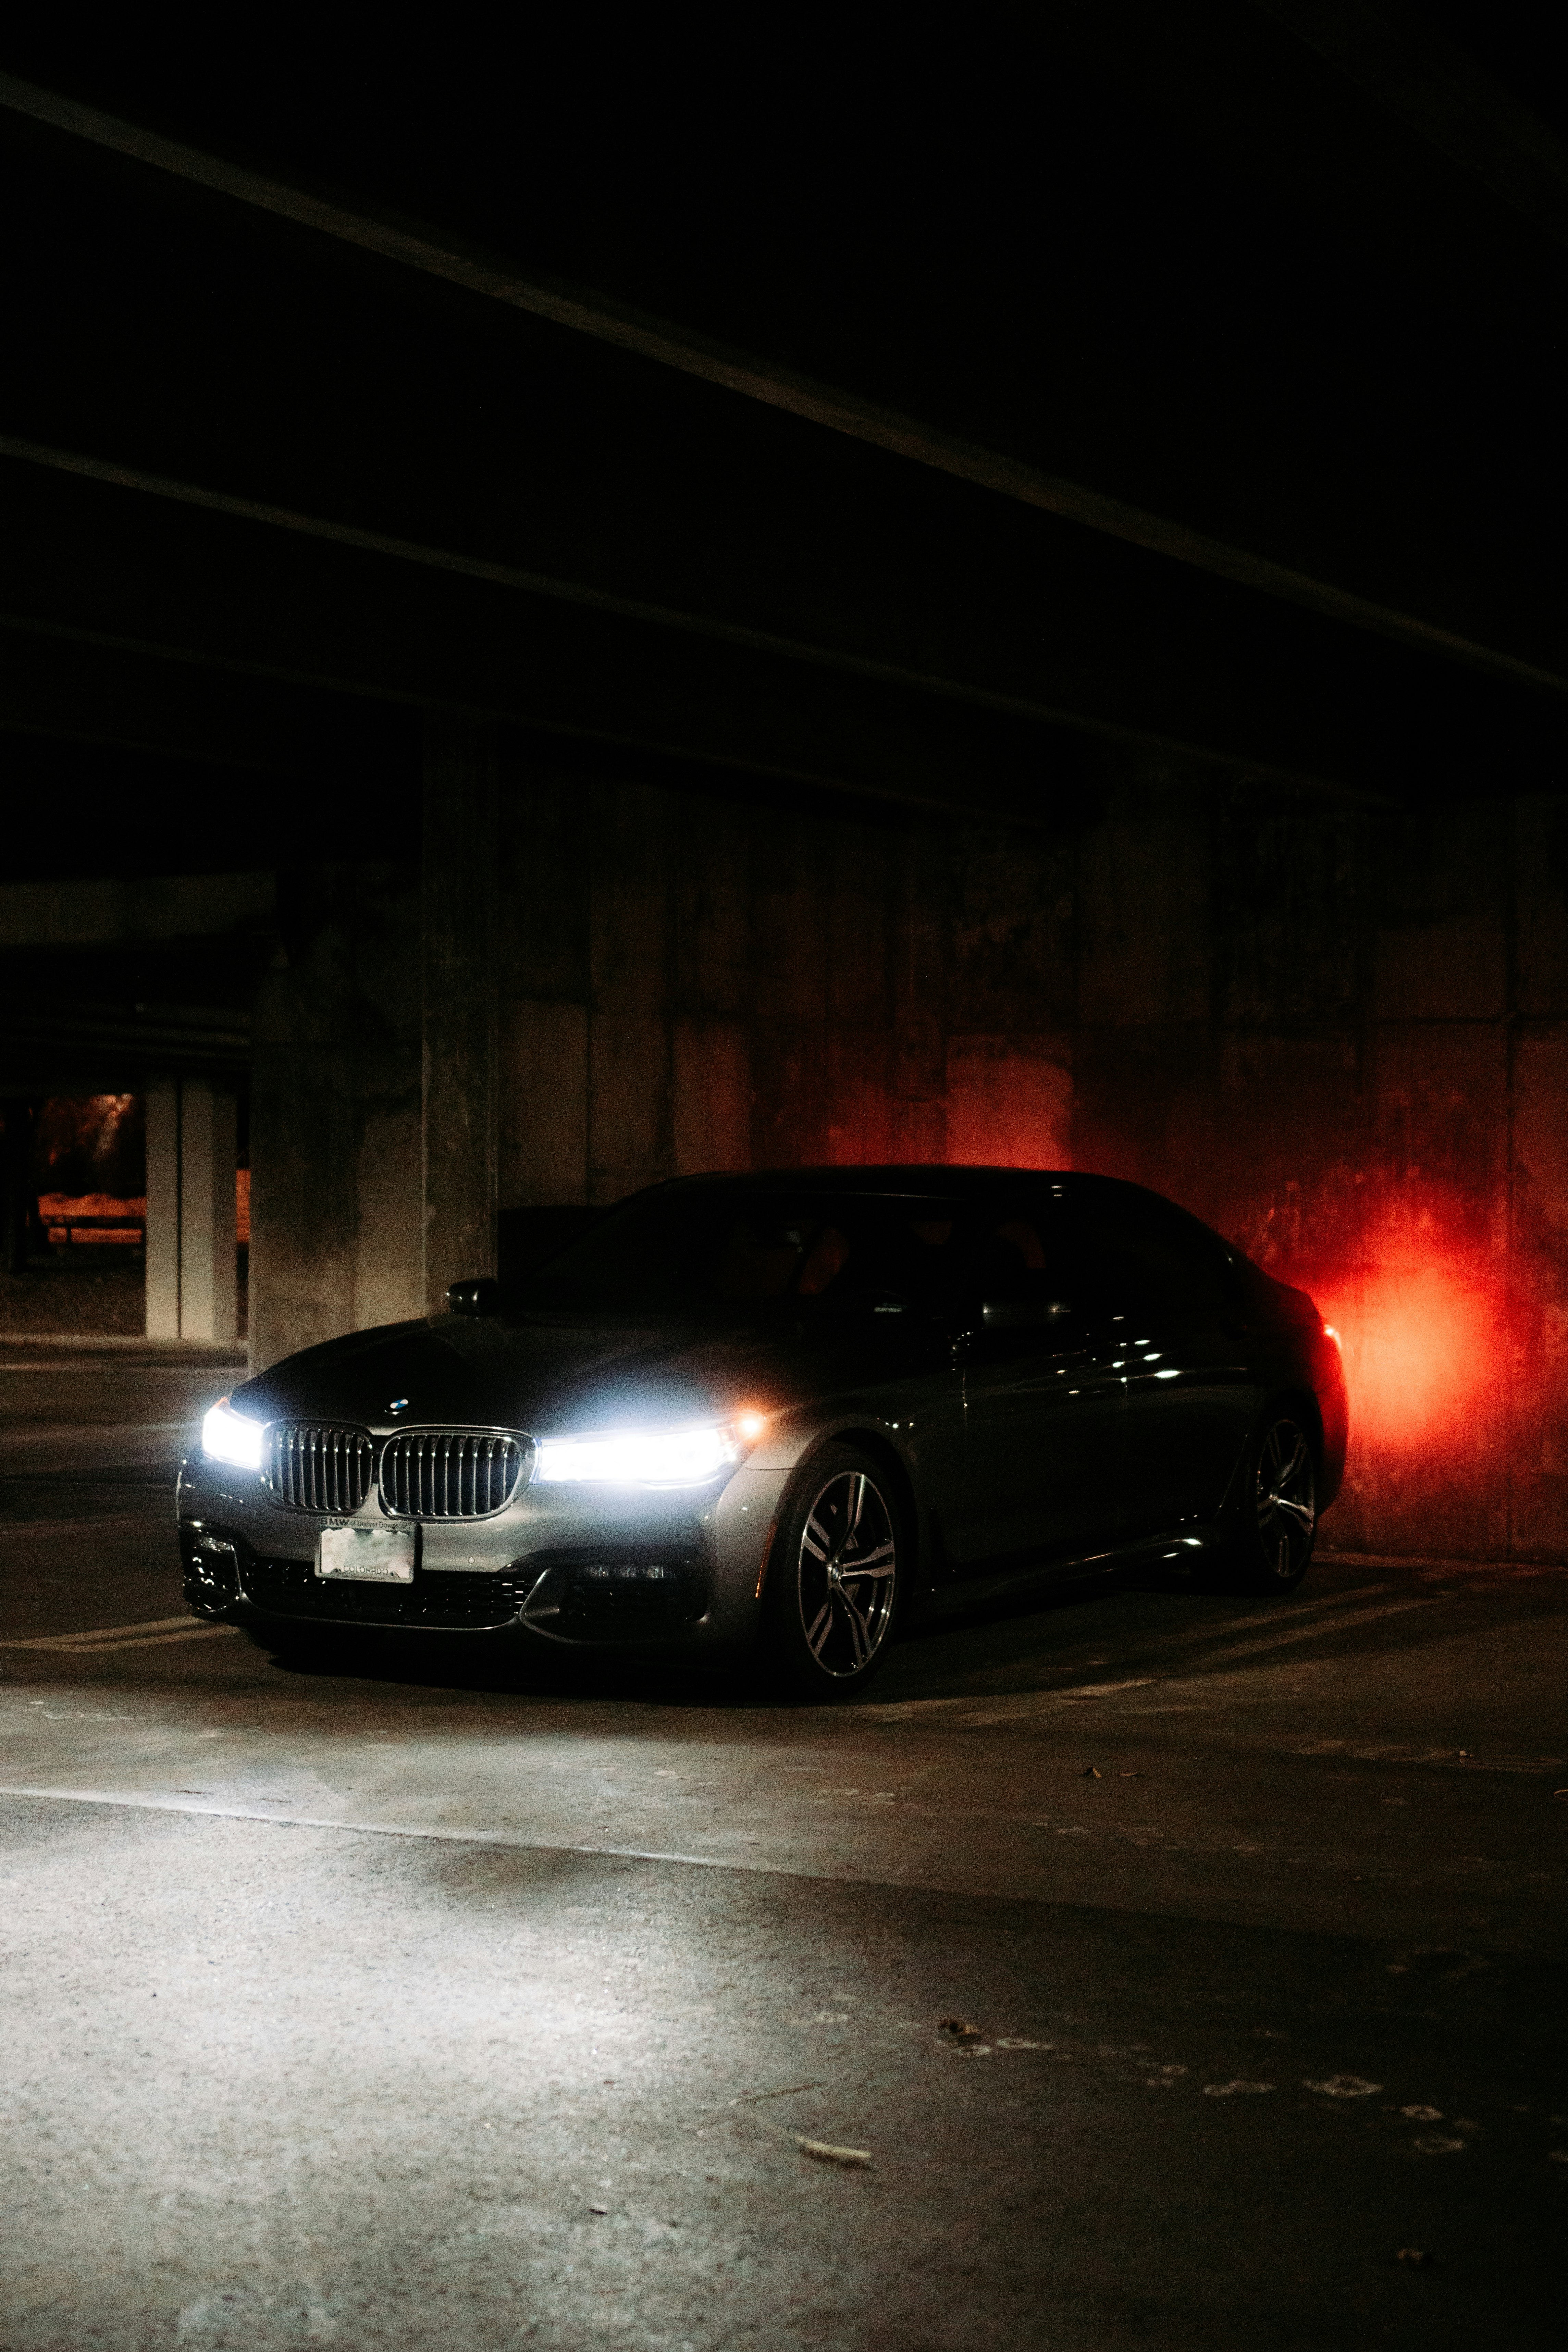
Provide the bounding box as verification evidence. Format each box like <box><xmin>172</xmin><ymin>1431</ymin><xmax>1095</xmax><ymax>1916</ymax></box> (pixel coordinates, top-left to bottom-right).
<box><xmin>763</xmin><ymin>1446</ymin><xmax>902</xmax><ymax>1698</ymax></box>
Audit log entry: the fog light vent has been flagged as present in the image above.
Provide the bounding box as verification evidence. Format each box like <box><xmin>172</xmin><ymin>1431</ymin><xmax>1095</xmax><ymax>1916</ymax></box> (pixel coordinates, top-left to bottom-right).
<box><xmin>180</xmin><ymin>1527</ymin><xmax>242</xmax><ymax>1617</ymax></box>
<box><xmin>517</xmin><ymin>1546</ymin><xmax>705</xmax><ymax>1639</ymax></box>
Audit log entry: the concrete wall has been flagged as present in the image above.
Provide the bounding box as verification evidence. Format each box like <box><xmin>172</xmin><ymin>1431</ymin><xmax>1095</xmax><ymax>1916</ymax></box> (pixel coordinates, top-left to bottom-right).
<box><xmin>251</xmin><ymin>731</ymin><xmax>1568</xmax><ymax>1560</ymax></box>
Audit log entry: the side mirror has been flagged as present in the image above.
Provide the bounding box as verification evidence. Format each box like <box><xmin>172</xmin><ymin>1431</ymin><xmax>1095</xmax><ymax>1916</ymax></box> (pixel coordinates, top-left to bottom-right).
<box><xmin>447</xmin><ymin>1277</ymin><xmax>502</xmax><ymax>1318</ymax></box>
<box><xmin>980</xmin><ymin>1298</ymin><xmax>1072</xmax><ymax>1330</ymax></box>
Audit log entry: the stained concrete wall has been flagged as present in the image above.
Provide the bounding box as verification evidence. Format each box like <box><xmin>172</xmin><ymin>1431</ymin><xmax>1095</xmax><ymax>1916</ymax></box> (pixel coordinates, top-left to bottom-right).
<box><xmin>251</xmin><ymin>730</ymin><xmax>1568</xmax><ymax>1561</ymax></box>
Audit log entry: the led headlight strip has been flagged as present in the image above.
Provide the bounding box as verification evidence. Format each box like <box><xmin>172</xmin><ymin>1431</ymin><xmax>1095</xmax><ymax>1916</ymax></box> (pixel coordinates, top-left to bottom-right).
<box><xmin>536</xmin><ymin>1418</ymin><xmax>760</xmax><ymax>1486</ymax></box>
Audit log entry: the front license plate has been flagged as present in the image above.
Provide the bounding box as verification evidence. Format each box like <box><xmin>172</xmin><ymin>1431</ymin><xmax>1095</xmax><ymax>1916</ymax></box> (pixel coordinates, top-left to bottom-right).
<box><xmin>316</xmin><ymin>1525</ymin><xmax>416</xmax><ymax>1583</ymax></box>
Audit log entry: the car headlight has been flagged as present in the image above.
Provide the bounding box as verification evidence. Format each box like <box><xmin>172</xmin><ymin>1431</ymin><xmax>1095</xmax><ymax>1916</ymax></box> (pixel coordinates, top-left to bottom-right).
<box><xmin>201</xmin><ymin>1395</ymin><xmax>265</xmax><ymax>1472</ymax></box>
<box><xmin>535</xmin><ymin>1419</ymin><xmax>755</xmax><ymax>1487</ymax></box>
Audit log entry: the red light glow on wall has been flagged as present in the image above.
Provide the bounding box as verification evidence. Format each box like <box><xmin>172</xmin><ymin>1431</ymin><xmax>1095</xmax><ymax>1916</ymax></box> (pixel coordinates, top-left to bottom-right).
<box><xmin>1311</xmin><ymin>1253</ymin><xmax>1503</xmax><ymax>1460</ymax></box>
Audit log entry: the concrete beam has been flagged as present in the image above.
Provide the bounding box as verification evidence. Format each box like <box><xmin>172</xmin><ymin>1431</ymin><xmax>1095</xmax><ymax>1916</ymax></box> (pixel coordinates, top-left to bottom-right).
<box><xmin>3</xmin><ymin>452</ymin><xmax>1472</xmax><ymax>808</ymax></box>
<box><xmin>0</xmin><ymin>70</ymin><xmax>1560</xmax><ymax>699</ymax></box>
<box><xmin>1258</xmin><ymin>1</ymin><xmax>1568</xmax><ymax>254</ymax></box>
<box><xmin>0</xmin><ymin>623</ymin><xmax>417</xmax><ymax>790</ymax></box>
<box><xmin>0</xmin><ymin>434</ymin><xmax>1439</xmax><ymax>782</ymax></box>
<box><xmin>0</xmin><ymin>872</ymin><xmax>273</xmax><ymax>948</ymax></box>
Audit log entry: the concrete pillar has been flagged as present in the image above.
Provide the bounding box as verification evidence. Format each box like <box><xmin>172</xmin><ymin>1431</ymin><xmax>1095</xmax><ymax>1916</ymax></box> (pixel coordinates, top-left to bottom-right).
<box><xmin>179</xmin><ymin>1079</ymin><xmax>238</xmax><ymax>1341</ymax></box>
<box><xmin>144</xmin><ymin>1076</ymin><xmax>237</xmax><ymax>1340</ymax></box>
<box><xmin>144</xmin><ymin>1077</ymin><xmax>181</xmax><ymax>1339</ymax></box>
<box><xmin>1</xmin><ymin>1099</ymin><xmax>37</xmax><ymax>1276</ymax></box>
<box><xmin>423</xmin><ymin>713</ymin><xmax>498</xmax><ymax>1310</ymax></box>
<box><xmin>248</xmin><ymin>862</ymin><xmax>424</xmax><ymax>1374</ymax></box>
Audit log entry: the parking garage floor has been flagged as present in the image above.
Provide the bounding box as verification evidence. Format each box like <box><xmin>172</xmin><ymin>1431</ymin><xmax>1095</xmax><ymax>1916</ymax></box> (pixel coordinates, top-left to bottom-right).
<box><xmin>1</xmin><ymin>1350</ymin><xmax>1564</xmax><ymax>2350</ymax></box>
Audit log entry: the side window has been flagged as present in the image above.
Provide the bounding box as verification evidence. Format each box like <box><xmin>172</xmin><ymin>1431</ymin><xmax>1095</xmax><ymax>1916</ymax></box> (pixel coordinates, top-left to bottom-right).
<box><xmin>966</xmin><ymin>1205</ymin><xmax>1071</xmax><ymax>1305</ymax></box>
<box><xmin>1072</xmin><ymin>1194</ymin><xmax>1236</xmax><ymax>1314</ymax></box>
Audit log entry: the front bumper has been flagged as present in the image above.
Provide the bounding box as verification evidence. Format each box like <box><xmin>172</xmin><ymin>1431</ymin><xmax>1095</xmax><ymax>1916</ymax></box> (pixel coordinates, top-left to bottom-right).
<box><xmin>176</xmin><ymin>1452</ymin><xmax>791</xmax><ymax>1650</ymax></box>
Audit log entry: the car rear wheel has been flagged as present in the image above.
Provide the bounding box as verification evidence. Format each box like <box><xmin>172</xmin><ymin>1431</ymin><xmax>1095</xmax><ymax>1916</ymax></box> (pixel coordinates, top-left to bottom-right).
<box><xmin>1226</xmin><ymin>1411</ymin><xmax>1318</xmax><ymax>1593</ymax></box>
<box><xmin>763</xmin><ymin>1446</ymin><xmax>902</xmax><ymax>1698</ymax></box>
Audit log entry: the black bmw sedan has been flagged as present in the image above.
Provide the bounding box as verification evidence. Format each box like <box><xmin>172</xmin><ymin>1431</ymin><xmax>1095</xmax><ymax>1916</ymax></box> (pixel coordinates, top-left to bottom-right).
<box><xmin>179</xmin><ymin>1169</ymin><xmax>1347</xmax><ymax>1696</ymax></box>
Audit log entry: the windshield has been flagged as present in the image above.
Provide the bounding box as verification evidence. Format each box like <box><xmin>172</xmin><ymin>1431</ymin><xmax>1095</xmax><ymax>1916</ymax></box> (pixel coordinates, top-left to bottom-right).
<box><xmin>519</xmin><ymin>1189</ymin><xmax>973</xmax><ymax>1319</ymax></box>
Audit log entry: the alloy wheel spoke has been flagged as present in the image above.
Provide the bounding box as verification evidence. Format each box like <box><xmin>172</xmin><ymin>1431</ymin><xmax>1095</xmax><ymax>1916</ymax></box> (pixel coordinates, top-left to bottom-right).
<box><xmin>1255</xmin><ymin>1421</ymin><xmax>1314</xmax><ymax>1575</ymax></box>
<box><xmin>797</xmin><ymin>1468</ymin><xmax>897</xmax><ymax>1675</ymax></box>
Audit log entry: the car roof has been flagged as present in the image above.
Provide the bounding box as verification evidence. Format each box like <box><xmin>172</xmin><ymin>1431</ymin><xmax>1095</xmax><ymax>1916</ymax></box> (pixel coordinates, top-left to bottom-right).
<box><xmin>636</xmin><ymin>1169</ymin><xmax>1233</xmax><ymax>1249</ymax></box>
<box><xmin>650</xmin><ymin>1167</ymin><xmax>1106</xmax><ymax>1197</ymax></box>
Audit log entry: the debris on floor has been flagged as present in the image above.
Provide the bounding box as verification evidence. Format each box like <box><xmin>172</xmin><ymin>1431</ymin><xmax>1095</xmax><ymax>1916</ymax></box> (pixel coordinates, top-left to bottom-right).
<box><xmin>1412</xmin><ymin>2136</ymin><xmax>1467</xmax><ymax>2155</ymax></box>
<box><xmin>588</xmin><ymin>2203</ymin><xmax>608</xmax><ymax>2214</ymax></box>
<box><xmin>1079</xmin><ymin>1763</ymin><xmax>1102</xmax><ymax>1779</ymax></box>
<box><xmin>799</xmin><ymin>2138</ymin><xmax>871</xmax><ymax>2167</ymax></box>
<box><xmin>1400</xmin><ymin>2105</ymin><xmax>1443</xmax><ymax>2121</ymax></box>
<box><xmin>938</xmin><ymin>2013</ymin><xmax>994</xmax><ymax>2057</ymax></box>
<box><xmin>1304</xmin><ymin>2074</ymin><xmax>1383</xmax><ymax>2098</ymax></box>
<box><xmin>1202</xmin><ymin>2080</ymin><xmax>1275</xmax><ymax>2097</ymax></box>
<box><xmin>1395</xmin><ymin>2248</ymin><xmax>1431</xmax><ymax>2267</ymax></box>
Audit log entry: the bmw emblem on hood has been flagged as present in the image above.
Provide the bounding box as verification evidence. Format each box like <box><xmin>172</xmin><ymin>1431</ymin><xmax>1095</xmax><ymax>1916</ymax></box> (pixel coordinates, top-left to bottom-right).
<box><xmin>387</xmin><ymin>1398</ymin><xmax>410</xmax><ymax>1414</ymax></box>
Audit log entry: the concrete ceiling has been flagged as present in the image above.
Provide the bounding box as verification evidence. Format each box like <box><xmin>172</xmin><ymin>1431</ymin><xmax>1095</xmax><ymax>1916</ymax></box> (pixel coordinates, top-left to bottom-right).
<box><xmin>0</xmin><ymin>3</ymin><xmax>1564</xmax><ymax>839</ymax></box>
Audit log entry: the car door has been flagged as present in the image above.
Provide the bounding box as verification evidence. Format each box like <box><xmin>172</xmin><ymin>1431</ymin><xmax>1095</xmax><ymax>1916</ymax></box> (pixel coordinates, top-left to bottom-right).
<box><xmin>791</xmin><ymin>1191</ymin><xmax>974</xmax><ymax>1562</ymax></box>
<box><xmin>948</xmin><ymin>1195</ymin><xmax>1129</xmax><ymax>1571</ymax></box>
<box><xmin>1077</xmin><ymin>1186</ymin><xmax>1264</xmax><ymax>1541</ymax></box>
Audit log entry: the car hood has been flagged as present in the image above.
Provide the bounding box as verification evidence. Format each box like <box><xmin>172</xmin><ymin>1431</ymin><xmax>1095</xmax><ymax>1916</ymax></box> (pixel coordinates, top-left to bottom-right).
<box><xmin>232</xmin><ymin>1311</ymin><xmax>824</xmax><ymax>1435</ymax></box>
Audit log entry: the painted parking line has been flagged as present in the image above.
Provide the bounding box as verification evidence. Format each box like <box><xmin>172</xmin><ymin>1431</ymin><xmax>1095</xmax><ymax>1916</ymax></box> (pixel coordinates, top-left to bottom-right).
<box><xmin>956</xmin><ymin>1678</ymin><xmax>1158</xmax><ymax>1726</ymax></box>
<box><xmin>0</xmin><ymin>1616</ymin><xmax>237</xmax><ymax>1653</ymax></box>
<box><xmin>876</xmin><ymin>1596</ymin><xmax>1448</xmax><ymax>1729</ymax></box>
<box><xmin>1146</xmin><ymin>1583</ymin><xmax>1400</xmax><ymax>1646</ymax></box>
<box><xmin>1172</xmin><ymin>1595</ymin><xmax>1442</xmax><ymax>1668</ymax></box>
<box><xmin>974</xmin><ymin>1598</ymin><xmax>1443</xmax><ymax>1721</ymax></box>
<box><xmin>858</xmin><ymin>1583</ymin><xmax>1418</xmax><ymax>1721</ymax></box>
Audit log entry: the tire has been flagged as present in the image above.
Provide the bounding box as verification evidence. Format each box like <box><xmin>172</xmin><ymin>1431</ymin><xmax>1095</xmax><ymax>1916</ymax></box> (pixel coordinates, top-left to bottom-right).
<box><xmin>1225</xmin><ymin>1410</ymin><xmax>1318</xmax><ymax>1594</ymax></box>
<box><xmin>763</xmin><ymin>1445</ymin><xmax>904</xmax><ymax>1699</ymax></box>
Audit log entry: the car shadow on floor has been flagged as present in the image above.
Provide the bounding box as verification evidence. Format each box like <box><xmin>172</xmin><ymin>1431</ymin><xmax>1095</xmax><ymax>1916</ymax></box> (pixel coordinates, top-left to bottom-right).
<box><xmin>238</xmin><ymin>1549</ymin><xmax>1528</xmax><ymax>1714</ymax></box>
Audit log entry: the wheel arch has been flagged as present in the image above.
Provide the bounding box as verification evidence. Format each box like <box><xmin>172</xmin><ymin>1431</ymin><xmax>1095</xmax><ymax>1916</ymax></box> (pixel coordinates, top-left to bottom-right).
<box><xmin>1220</xmin><ymin>1387</ymin><xmax>1324</xmax><ymax>1519</ymax></box>
<box><xmin>1275</xmin><ymin>1386</ymin><xmax>1325</xmax><ymax>1467</ymax></box>
<box><xmin>763</xmin><ymin>1423</ymin><xmax>924</xmax><ymax>1597</ymax></box>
